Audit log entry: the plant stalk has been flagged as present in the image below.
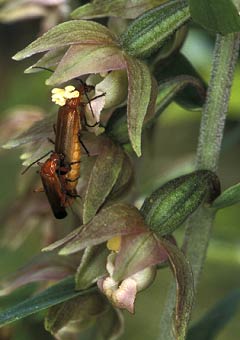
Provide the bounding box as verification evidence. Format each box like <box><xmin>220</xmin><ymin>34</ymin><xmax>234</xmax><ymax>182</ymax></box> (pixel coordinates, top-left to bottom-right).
<box><xmin>158</xmin><ymin>32</ymin><xmax>240</xmax><ymax>340</ymax></box>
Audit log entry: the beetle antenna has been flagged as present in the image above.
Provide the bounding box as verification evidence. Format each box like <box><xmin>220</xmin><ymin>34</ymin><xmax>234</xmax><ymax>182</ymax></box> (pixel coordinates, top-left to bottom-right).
<box><xmin>21</xmin><ymin>150</ymin><xmax>53</xmax><ymax>175</ymax></box>
<box><xmin>31</xmin><ymin>66</ymin><xmax>54</xmax><ymax>73</ymax></box>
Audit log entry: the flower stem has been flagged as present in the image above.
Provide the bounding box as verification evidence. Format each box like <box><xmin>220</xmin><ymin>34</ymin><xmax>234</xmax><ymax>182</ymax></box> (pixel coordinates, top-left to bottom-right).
<box><xmin>158</xmin><ymin>33</ymin><xmax>240</xmax><ymax>340</ymax></box>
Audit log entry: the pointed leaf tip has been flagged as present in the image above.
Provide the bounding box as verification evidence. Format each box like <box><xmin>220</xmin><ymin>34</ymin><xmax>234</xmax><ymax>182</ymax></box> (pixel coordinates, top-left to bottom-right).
<box><xmin>125</xmin><ymin>56</ymin><xmax>155</xmax><ymax>157</ymax></box>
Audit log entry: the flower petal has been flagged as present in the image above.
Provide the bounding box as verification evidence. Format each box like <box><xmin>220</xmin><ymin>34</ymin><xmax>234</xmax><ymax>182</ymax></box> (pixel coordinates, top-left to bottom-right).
<box><xmin>112</xmin><ymin>278</ymin><xmax>137</xmax><ymax>314</ymax></box>
<box><xmin>43</xmin><ymin>204</ymin><xmax>147</xmax><ymax>254</ymax></box>
<box><xmin>46</xmin><ymin>44</ymin><xmax>126</xmax><ymax>85</ymax></box>
<box><xmin>113</xmin><ymin>232</ymin><xmax>168</xmax><ymax>281</ymax></box>
<box><xmin>13</xmin><ymin>20</ymin><xmax>117</xmax><ymax>60</ymax></box>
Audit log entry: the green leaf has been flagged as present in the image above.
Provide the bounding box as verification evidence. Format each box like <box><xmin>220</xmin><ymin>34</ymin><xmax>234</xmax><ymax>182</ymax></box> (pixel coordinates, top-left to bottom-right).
<box><xmin>212</xmin><ymin>182</ymin><xmax>240</xmax><ymax>209</ymax></box>
<box><xmin>159</xmin><ymin>238</ymin><xmax>194</xmax><ymax>340</ymax></box>
<box><xmin>120</xmin><ymin>0</ymin><xmax>190</xmax><ymax>58</ymax></box>
<box><xmin>46</xmin><ymin>45</ymin><xmax>126</xmax><ymax>86</ymax></box>
<box><xmin>71</xmin><ymin>0</ymin><xmax>166</xmax><ymax>20</ymax></box>
<box><xmin>125</xmin><ymin>56</ymin><xmax>154</xmax><ymax>156</ymax></box>
<box><xmin>13</xmin><ymin>20</ymin><xmax>117</xmax><ymax>61</ymax></box>
<box><xmin>188</xmin><ymin>0</ymin><xmax>240</xmax><ymax>34</ymax></box>
<box><xmin>186</xmin><ymin>290</ymin><xmax>240</xmax><ymax>340</ymax></box>
<box><xmin>75</xmin><ymin>245</ymin><xmax>108</xmax><ymax>290</ymax></box>
<box><xmin>43</xmin><ymin>204</ymin><xmax>147</xmax><ymax>254</ymax></box>
<box><xmin>0</xmin><ymin>277</ymin><xmax>96</xmax><ymax>328</ymax></box>
<box><xmin>83</xmin><ymin>140</ymin><xmax>124</xmax><ymax>224</ymax></box>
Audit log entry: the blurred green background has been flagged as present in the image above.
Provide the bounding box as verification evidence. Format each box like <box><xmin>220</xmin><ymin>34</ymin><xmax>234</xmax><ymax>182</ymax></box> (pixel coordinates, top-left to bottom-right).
<box><xmin>0</xmin><ymin>14</ymin><xmax>240</xmax><ymax>340</ymax></box>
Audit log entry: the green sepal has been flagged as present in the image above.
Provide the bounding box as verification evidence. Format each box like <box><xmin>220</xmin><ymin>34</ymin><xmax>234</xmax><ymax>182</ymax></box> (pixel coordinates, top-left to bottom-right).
<box><xmin>141</xmin><ymin>170</ymin><xmax>220</xmax><ymax>236</ymax></box>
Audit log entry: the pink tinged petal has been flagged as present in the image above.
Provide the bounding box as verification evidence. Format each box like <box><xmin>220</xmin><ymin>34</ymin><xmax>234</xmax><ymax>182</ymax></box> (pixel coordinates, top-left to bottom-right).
<box><xmin>13</xmin><ymin>20</ymin><xmax>117</xmax><ymax>60</ymax></box>
<box><xmin>85</xmin><ymin>93</ymin><xmax>105</xmax><ymax>123</ymax></box>
<box><xmin>94</xmin><ymin>70</ymin><xmax>128</xmax><ymax>109</ymax></box>
<box><xmin>46</xmin><ymin>45</ymin><xmax>126</xmax><ymax>85</ymax></box>
<box><xmin>131</xmin><ymin>266</ymin><xmax>157</xmax><ymax>291</ymax></box>
<box><xmin>97</xmin><ymin>277</ymin><xmax>105</xmax><ymax>292</ymax></box>
<box><xmin>43</xmin><ymin>203</ymin><xmax>147</xmax><ymax>254</ymax></box>
<box><xmin>112</xmin><ymin>278</ymin><xmax>137</xmax><ymax>314</ymax></box>
<box><xmin>102</xmin><ymin>277</ymin><xmax>119</xmax><ymax>298</ymax></box>
<box><xmin>113</xmin><ymin>232</ymin><xmax>168</xmax><ymax>281</ymax></box>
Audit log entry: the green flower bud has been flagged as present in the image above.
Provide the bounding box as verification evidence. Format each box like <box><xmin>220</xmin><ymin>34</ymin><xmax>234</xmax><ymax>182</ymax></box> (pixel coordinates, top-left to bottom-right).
<box><xmin>141</xmin><ymin>170</ymin><xmax>220</xmax><ymax>236</ymax></box>
<box><xmin>120</xmin><ymin>0</ymin><xmax>190</xmax><ymax>58</ymax></box>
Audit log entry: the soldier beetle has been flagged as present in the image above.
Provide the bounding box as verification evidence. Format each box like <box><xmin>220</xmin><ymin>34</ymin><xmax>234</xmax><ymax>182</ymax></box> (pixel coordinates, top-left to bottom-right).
<box><xmin>52</xmin><ymin>85</ymin><xmax>87</xmax><ymax>197</ymax></box>
<box><xmin>52</xmin><ymin>83</ymin><xmax>102</xmax><ymax>196</ymax></box>
<box><xmin>38</xmin><ymin>152</ymin><xmax>68</xmax><ymax>219</ymax></box>
<box><xmin>22</xmin><ymin>71</ymin><xmax>103</xmax><ymax>218</ymax></box>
